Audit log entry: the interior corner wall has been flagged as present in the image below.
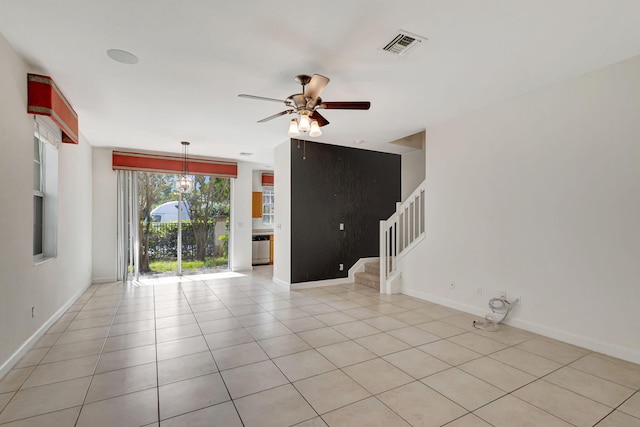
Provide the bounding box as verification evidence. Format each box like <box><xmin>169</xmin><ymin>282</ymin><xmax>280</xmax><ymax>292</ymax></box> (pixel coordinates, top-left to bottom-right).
<box><xmin>400</xmin><ymin>55</ymin><xmax>640</xmax><ymax>363</ymax></box>
<box><xmin>401</xmin><ymin>142</ymin><xmax>426</xmax><ymax>200</ymax></box>
<box><xmin>290</xmin><ymin>139</ymin><xmax>401</xmax><ymax>283</ymax></box>
<box><xmin>0</xmin><ymin>32</ymin><xmax>93</xmax><ymax>375</ymax></box>
<box><xmin>273</xmin><ymin>141</ymin><xmax>291</xmax><ymax>285</ymax></box>
<box><xmin>230</xmin><ymin>161</ymin><xmax>252</xmax><ymax>271</ymax></box>
<box><xmin>91</xmin><ymin>148</ymin><xmax>117</xmax><ymax>283</ymax></box>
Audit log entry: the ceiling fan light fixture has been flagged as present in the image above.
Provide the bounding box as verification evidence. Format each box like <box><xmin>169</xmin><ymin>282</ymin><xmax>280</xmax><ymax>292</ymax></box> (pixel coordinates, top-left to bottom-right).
<box><xmin>309</xmin><ymin>120</ymin><xmax>322</xmax><ymax>137</ymax></box>
<box><xmin>287</xmin><ymin>119</ymin><xmax>300</xmax><ymax>137</ymax></box>
<box><xmin>298</xmin><ymin>112</ymin><xmax>311</xmax><ymax>132</ymax></box>
<box><xmin>238</xmin><ymin>73</ymin><xmax>371</xmax><ymax>138</ymax></box>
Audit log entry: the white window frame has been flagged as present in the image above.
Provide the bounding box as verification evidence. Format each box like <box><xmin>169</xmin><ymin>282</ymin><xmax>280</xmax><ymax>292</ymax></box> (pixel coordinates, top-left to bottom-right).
<box><xmin>33</xmin><ymin>116</ymin><xmax>59</xmax><ymax>263</ymax></box>
<box><xmin>262</xmin><ymin>186</ymin><xmax>274</xmax><ymax>225</ymax></box>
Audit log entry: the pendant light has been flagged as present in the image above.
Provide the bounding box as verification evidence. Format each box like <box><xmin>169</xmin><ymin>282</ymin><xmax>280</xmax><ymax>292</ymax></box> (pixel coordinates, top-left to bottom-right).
<box><xmin>176</xmin><ymin>141</ymin><xmax>194</xmax><ymax>193</ymax></box>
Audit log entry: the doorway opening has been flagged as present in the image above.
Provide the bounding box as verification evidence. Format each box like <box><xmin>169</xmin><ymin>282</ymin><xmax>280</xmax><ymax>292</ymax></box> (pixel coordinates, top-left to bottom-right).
<box><xmin>137</xmin><ymin>172</ymin><xmax>231</xmax><ymax>277</ymax></box>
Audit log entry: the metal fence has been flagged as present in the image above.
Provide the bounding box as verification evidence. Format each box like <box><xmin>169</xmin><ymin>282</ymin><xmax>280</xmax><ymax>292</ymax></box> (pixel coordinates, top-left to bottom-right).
<box><xmin>145</xmin><ymin>221</ymin><xmax>226</xmax><ymax>260</ymax></box>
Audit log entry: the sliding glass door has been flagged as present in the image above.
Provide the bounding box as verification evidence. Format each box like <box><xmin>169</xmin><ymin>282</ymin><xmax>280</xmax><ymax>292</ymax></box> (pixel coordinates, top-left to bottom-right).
<box><xmin>137</xmin><ymin>172</ymin><xmax>230</xmax><ymax>277</ymax></box>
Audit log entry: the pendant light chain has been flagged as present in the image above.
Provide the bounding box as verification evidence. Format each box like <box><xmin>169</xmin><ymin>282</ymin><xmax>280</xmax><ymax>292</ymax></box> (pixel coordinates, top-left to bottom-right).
<box><xmin>177</xmin><ymin>141</ymin><xmax>194</xmax><ymax>193</ymax></box>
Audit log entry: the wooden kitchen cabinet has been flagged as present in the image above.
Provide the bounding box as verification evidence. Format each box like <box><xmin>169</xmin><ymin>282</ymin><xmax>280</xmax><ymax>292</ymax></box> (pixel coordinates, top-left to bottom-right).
<box><xmin>269</xmin><ymin>235</ymin><xmax>274</xmax><ymax>265</ymax></box>
<box><xmin>252</xmin><ymin>192</ymin><xmax>262</xmax><ymax>218</ymax></box>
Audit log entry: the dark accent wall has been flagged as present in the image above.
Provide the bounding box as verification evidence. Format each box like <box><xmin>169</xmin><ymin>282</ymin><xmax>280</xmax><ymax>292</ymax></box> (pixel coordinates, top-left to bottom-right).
<box><xmin>291</xmin><ymin>139</ymin><xmax>401</xmax><ymax>283</ymax></box>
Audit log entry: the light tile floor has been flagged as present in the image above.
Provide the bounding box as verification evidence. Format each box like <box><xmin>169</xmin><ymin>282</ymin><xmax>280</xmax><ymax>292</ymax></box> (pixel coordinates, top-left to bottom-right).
<box><xmin>1</xmin><ymin>266</ymin><xmax>639</xmax><ymax>426</ymax></box>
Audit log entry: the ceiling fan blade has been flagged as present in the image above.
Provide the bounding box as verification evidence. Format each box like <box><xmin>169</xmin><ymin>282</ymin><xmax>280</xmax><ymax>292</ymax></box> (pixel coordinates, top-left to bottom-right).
<box><xmin>238</xmin><ymin>94</ymin><xmax>287</xmax><ymax>104</ymax></box>
<box><xmin>320</xmin><ymin>101</ymin><xmax>371</xmax><ymax>110</ymax></box>
<box><xmin>304</xmin><ymin>74</ymin><xmax>330</xmax><ymax>102</ymax></box>
<box><xmin>310</xmin><ymin>111</ymin><xmax>330</xmax><ymax>127</ymax></box>
<box><xmin>257</xmin><ymin>110</ymin><xmax>293</xmax><ymax>123</ymax></box>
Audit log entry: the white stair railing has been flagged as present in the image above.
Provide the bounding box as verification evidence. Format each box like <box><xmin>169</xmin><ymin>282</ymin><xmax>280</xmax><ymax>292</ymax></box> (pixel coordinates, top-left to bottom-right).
<box><xmin>380</xmin><ymin>180</ymin><xmax>426</xmax><ymax>293</ymax></box>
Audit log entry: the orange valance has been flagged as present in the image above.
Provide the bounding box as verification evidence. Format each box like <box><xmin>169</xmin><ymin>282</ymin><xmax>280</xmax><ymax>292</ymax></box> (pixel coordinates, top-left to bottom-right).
<box><xmin>27</xmin><ymin>74</ymin><xmax>79</xmax><ymax>144</ymax></box>
<box><xmin>112</xmin><ymin>150</ymin><xmax>238</xmax><ymax>178</ymax></box>
<box><xmin>262</xmin><ymin>173</ymin><xmax>274</xmax><ymax>186</ymax></box>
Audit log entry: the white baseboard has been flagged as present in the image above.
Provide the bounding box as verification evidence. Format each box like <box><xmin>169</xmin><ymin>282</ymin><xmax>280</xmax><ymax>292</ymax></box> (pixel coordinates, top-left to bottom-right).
<box><xmin>272</xmin><ymin>276</ymin><xmax>290</xmax><ymax>289</ymax></box>
<box><xmin>273</xmin><ymin>258</ymin><xmax>378</xmax><ymax>291</ymax></box>
<box><xmin>0</xmin><ymin>282</ymin><xmax>93</xmax><ymax>380</ymax></box>
<box><xmin>402</xmin><ymin>287</ymin><xmax>640</xmax><ymax>364</ymax></box>
<box><xmin>348</xmin><ymin>257</ymin><xmax>378</xmax><ymax>281</ymax></box>
<box><xmin>232</xmin><ymin>266</ymin><xmax>254</xmax><ymax>272</ymax></box>
<box><xmin>91</xmin><ymin>275</ymin><xmax>116</xmax><ymax>284</ymax></box>
<box><xmin>290</xmin><ymin>277</ymin><xmax>352</xmax><ymax>290</ymax></box>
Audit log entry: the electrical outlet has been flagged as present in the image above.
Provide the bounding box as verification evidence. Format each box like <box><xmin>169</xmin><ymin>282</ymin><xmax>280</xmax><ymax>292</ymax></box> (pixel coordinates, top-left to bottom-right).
<box><xmin>450</xmin><ymin>282</ymin><xmax>455</xmax><ymax>289</ymax></box>
<box><xmin>339</xmin><ymin>223</ymin><xmax>344</xmax><ymax>231</ymax></box>
<box><xmin>31</xmin><ymin>306</ymin><xmax>35</xmax><ymax>318</ymax></box>
<box><xmin>339</xmin><ymin>264</ymin><xmax>344</xmax><ymax>271</ymax></box>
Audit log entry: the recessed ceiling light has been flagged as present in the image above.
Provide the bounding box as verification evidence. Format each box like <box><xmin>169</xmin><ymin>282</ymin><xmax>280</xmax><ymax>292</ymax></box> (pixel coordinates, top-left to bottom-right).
<box><xmin>107</xmin><ymin>49</ymin><xmax>139</xmax><ymax>64</ymax></box>
<box><xmin>354</xmin><ymin>139</ymin><xmax>365</xmax><ymax>145</ymax></box>
<box><xmin>239</xmin><ymin>152</ymin><xmax>253</xmax><ymax>156</ymax></box>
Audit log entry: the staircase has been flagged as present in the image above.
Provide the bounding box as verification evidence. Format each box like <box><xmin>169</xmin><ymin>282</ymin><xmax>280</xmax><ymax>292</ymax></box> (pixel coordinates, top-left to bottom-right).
<box><xmin>379</xmin><ymin>179</ymin><xmax>427</xmax><ymax>294</ymax></box>
<box><xmin>354</xmin><ymin>262</ymin><xmax>380</xmax><ymax>290</ymax></box>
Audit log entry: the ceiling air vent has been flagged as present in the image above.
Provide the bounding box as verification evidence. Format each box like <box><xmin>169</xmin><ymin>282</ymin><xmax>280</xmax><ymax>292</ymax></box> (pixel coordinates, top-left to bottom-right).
<box><xmin>380</xmin><ymin>30</ymin><xmax>426</xmax><ymax>56</ymax></box>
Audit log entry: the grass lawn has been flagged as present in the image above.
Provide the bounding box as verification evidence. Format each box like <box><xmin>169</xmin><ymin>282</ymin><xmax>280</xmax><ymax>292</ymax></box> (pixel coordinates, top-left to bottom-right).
<box><xmin>149</xmin><ymin>257</ymin><xmax>228</xmax><ymax>272</ymax></box>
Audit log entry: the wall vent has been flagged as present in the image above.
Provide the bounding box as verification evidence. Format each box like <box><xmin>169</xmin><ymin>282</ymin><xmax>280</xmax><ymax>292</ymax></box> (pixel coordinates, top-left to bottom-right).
<box><xmin>381</xmin><ymin>30</ymin><xmax>426</xmax><ymax>56</ymax></box>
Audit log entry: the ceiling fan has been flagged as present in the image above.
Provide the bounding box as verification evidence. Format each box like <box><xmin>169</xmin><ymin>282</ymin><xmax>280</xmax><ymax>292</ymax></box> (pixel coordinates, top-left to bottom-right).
<box><xmin>238</xmin><ymin>74</ymin><xmax>370</xmax><ymax>137</ymax></box>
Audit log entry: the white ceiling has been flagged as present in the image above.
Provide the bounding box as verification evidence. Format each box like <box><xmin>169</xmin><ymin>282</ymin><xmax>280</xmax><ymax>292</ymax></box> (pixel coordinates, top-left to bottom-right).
<box><xmin>2</xmin><ymin>1</ymin><xmax>640</xmax><ymax>167</ymax></box>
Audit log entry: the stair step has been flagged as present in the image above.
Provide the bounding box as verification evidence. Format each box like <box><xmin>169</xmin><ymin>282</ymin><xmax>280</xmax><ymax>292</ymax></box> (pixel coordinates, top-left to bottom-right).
<box><xmin>355</xmin><ymin>271</ymin><xmax>379</xmax><ymax>290</ymax></box>
<box><xmin>364</xmin><ymin>262</ymin><xmax>380</xmax><ymax>275</ymax></box>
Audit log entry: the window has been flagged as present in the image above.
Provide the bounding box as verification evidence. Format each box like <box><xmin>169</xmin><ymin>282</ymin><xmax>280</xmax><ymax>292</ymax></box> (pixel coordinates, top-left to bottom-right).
<box><xmin>33</xmin><ymin>117</ymin><xmax>59</xmax><ymax>261</ymax></box>
<box><xmin>262</xmin><ymin>187</ymin><xmax>274</xmax><ymax>225</ymax></box>
<box><xmin>33</xmin><ymin>136</ymin><xmax>44</xmax><ymax>256</ymax></box>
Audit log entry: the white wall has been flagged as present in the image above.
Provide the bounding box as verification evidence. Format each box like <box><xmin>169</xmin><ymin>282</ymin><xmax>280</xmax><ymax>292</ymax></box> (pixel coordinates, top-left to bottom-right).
<box><xmin>273</xmin><ymin>141</ymin><xmax>291</xmax><ymax>286</ymax></box>
<box><xmin>401</xmin><ymin>139</ymin><xmax>426</xmax><ymax>200</ymax></box>
<box><xmin>91</xmin><ymin>148</ymin><xmax>117</xmax><ymax>283</ymax></box>
<box><xmin>400</xmin><ymin>55</ymin><xmax>640</xmax><ymax>363</ymax></box>
<box><xmin>230</xmin><ymin>161</ymin><xmax>252</xmax><ymax>271</ymax></box>
<box><xmin>0</xmin><ymin>33</ymin><xmax>93</xmax><ymax>375</ymax></box>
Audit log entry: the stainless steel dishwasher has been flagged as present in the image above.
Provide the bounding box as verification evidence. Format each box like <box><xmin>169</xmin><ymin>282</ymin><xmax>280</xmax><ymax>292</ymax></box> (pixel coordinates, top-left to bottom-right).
<box><xmin>252</xmin><ymin>235</ymin><xmax>270</xmax><ymax>265</ymax></box>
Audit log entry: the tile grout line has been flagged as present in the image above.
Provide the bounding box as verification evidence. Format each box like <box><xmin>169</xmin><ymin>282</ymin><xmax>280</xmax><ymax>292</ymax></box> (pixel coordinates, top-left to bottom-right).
<box><xmin>75</xmin><ymin>282</ymin><xmax>128</xmax><ymax>427</ymax></box>
<box><xmin>3</xmin><ymin>273</ymin><xmax>639</xmax><ymax>426</ymax></box>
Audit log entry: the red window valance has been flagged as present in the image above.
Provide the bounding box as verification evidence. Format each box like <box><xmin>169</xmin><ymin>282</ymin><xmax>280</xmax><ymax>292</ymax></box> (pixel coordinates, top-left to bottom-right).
<box><xmin>112</xmin><ymin>150</ymin><xmax>238</xmax><ymax>178</ymax></box>
<box><xmin>27</xmin><ymin>74</ymin><xmax>79</xmax><ymax>144</ymax></box>
<box><xmin>262</xmin><ymin>173</ymin><xmax>274</xmax><ymax>186</ymax></box>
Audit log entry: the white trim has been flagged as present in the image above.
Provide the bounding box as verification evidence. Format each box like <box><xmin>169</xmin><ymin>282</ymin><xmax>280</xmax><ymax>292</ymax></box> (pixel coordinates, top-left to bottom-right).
<box><xmin>383</xmin><ymin>271</ymin><xmax>403</xmax><ymax>295</ymax></box>
<box><xmin>32</xmin><ymin>256</ymin><xmax>55</xmax><ymax>267</ymax></box>
<box><xmin>271</xmin><ymin>276</ymin><xmax>290</xmax><ymax>289</ymax></box>
<box><xmin>290</xmin><ymin>277</ymin><xmax>352</xmax><ymax>290</ymax></box>
<box><xmin>396</xmin><ymin>233</ymin><xmax>426</xmax><ymax>261</ymax></box>
<box><xmin>402</xmin><ymin>287</ymin><xmax>640</xmax><ymax>364</ymax></box>
<box><xmin>0</xmin><ymin>282</ymin><xmax>93</xmax><ymax>380</ymax></box>
<box><xmin>347</xmin><ymin>257</ymin><xmax>378</xmax><ymax>281</ymax></box>
<box><xmin>91</xmin><ymin>276</ymin><xmax>117</xmax><ymax>284</ymax></box>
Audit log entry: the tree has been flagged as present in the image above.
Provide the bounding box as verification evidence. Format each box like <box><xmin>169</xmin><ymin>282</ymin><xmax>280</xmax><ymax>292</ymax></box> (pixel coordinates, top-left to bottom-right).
<box><xmin>138</xmin><ymin>173</ymin><xmax>173</xmax><ymax>272</ymax></box>
<box><xmin>183</xmin><ymin>176</ymin><xmax>230</xmax><ymax>261</ymax></box>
